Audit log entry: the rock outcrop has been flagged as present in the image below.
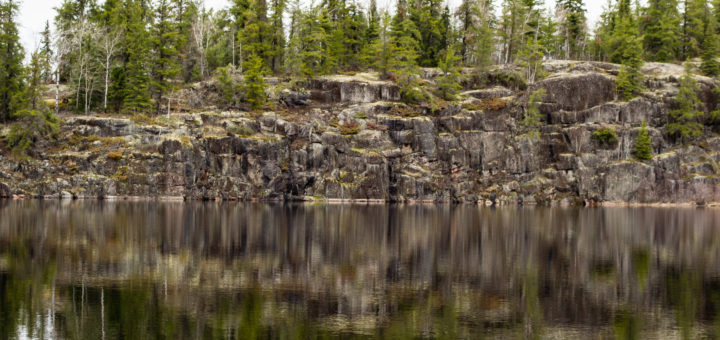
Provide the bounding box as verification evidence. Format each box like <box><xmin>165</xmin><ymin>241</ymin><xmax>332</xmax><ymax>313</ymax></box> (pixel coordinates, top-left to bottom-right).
<box><xmin>1</xmin><ymin>61</ymin><xmax>719</xmax><ymax>204</ymax></box>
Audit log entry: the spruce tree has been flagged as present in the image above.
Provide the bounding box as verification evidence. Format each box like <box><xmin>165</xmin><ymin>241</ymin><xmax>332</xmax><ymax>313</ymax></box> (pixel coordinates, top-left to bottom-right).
<box><xmin>243</xmin><ymin>53</ymin><xmax>266</xmax><ymax>110</ymax></box>
<box><xmin>668</xmin><ymin>63</ymin><xmax>705</xmax><ymax>142</ymax></box>
<box><xmin>436</xmin><ymin>46</ymin><xmax>462</xmax><ymax>100</ymax></box>
<box><xmin>241</xmin><ymin>0</ymin><xmax>272</xmax><ymax>71</ymax></box>
<box><xmin>150</xmin><ymin>0</ymin><xmax>181</xmax><ymax>115</ymax></box>
<box><xmin>269</xmin><ymin>0</ymin><xmax>285</xmax><ymax>73</ymax></box>
<box><xmin>681</xmin><ymin>0</ymin><xmax>707</xmax><ymax>60</ymax></box>
<box><xmin>613</xmin><ymin>0</ymin><xmax>645</xmax><ymax>101</ymax></box>
<box><xmin>498</xmin><ymin>0</ymin><xmax>525</xmax><ymax>63</ymax></box>
<box><xmin>391</xmin><ymin>0</ymin><xmax>423</xmax><ymax>104</ymax></box>
<box><xmin>633</xmin><ymin>121</ymin><xmax>652</xmax><ymax>160</ymax></box>
<box><xmin>123</xmin><ymin>0</ymin><xmax>152</xmax><ymax>113</ymax></box>
<box><xmin>472</xmin><ymin>0</ymin><xmax>495</xmax><ymax>68</ymax></box>
<box><xmin>0</xmin><ymin>0</ymin><xmax>25</xmax><ymax>122</ymax></box>
<box><xmin>25</xmin><ymin>50</ymin><xmax>48</xmax><ymax>111</ymax></box>
<box><xmin>367</xmin><ymin>11</ymin><xmax>396</xmax><ymax>79</ymax></box>
<box><xmin>558</xmin><ymin>0</ymin><xmax>586</xmax><ymax>60</ymax></box>
<box><xmin>298</xmin><ymin>10</ymin><xmax>328</xmax><ymax>78</ymax></box>
<box><xmin>700</xmin><ymin>8</ymin><xmax>719</xmax><ymax>76</ymax></box>
<box><xmin>230</xmin><ymin>0</ymin><xmax>252</xmax><ymax>61</ymax></box>
<box><xmin>517</xmin><ymin>6</ymin><xmax>546</xmax><ymax>84</ymax></box>
<box><xmin>523</xmin><ymin>88</ymin><xmax>546</xmax><ymax>138</ymax></box>
<box><xmin>643</xmin><ymin>0</ymin><xmax>681</xmax><ymax>62</ymax></box>
<box><xmin>408</xmin><ymin>0</ymin><xmax>449</xmax><ymax>67</ymax></box>
<box><xmin>40</xmin><ymin>21</ymin><xmax>54</xmax><ymax>83</ymax></box>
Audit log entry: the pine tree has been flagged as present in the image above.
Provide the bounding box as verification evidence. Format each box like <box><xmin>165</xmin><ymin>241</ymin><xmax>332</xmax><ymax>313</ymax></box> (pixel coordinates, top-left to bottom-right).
<box><xmin>472</xmin><ymin>0</ymin><xmax>495</xmax><ymax>68</ymax></box>
<box><xmin>176</xmin><ymin>0</ymin><xmax>199</xmax><ymax>82</ymax></box>
<box><xmin>241</xmin><ymin>0</ymin><xmax>272</xmax><ymax>71</ymax></box>
<box><xmin>681</xmin><ymin>0</ymin><xmax>707</xmax><ymax>60</ymax></box>
<box><xmin>150</xmin><ymin>0</ymin><xmax>181</xmax><ymax>115</ymax></box>
<box><xmin>269</xmin><ymin>0</ymin><xmax>285</xmax><ymax>73</ymax></box>
<box><xmin>523</xmin><ymin>88</ymin><xmax>546</xmax><ymax>137</ymax></box>
<box><xmin>298</xmin><ymin>10</ymin><xmax>328</xmax><ymax>78</ymax></box>
<box><xmin>123</xmin><ymin>0</ymin><xmax>152</xmax><ymax>113</ymax></box>
<box><xmin>230</xmin><ymin>0</ymin><xmax>252</xmax><ymax>66</ymax></box>
<box><xmin>408</xmin><ymin>0</ymin><xmax>450</xmax><ymax>67</ymax></box>
<box><xmin>391</xmin><ymin>0</ymin><xmax>423</xmax><ymax>104</ymax></box>
<box><xmin>40</xmin><ymin>21</ymin><xmax>54</xmax><ymax>83</ymax></box>
<box><xmin>436</xmin><ymin>46</ymin><xmax>462</xmax><ymax>100</ymax></box>
<box><xmin>366</xmin><ymin>11</ymin><xmax>396</xmax><ymax>79</ymax></box>
<box><xmin>517</xmin><ymin>6</ymin><xmax>546</xmax><ymax>84</ymax></box>
<box><xmin>284</xmin><ymin>0</ymin><xmax>303</xmax><ymax>76</ymax></box>
<box><xmin>643</xmin><ymin>0</ymin><xmax>681</xmax><ymax>62</ymax></box>
<box><xmin>558</xmin><ymin>0</ymin><xmax>587</xmax><ymax>60</ymax></box>
<box><xmin>0</xmin><ymin>0</ymin><xmax>25</xmax><ymax>122</ymax></box>
<box><xmin>243</xmin><ymin>53</ymin><xmax>266</xmax><ymax>110</ymax></box>
<box><xmin>668</xmin><ymin>63</ymin><xmax>705</xmax><ymax>142</ymax></box>
<box><xmin>700</xmin><ymin>5</ymin><xmax>719</xmax><ymax>76</ymax></box>
<box><xmin>612</xmin><ymin>0</ymin><xmax>645</xmax><ymax>100</ymax></box>
<box><xmin>25</xmin><ymin>50</ymin><xmax>48</xmax><ymax>112</ymax></box>
<box><xmin>633</xmin><ymin>121</ymin><xmax>652</xmax><ymax>160</ymax></box>
<box><xmin>455</xmin><ymin>0</ymin><xmax>495</xmax><ymax>67</ymax></box>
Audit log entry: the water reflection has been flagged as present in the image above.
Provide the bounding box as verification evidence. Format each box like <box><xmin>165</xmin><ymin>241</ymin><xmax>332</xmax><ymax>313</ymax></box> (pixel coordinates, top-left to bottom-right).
<box><xmin>1</xmin><ymin>201</ymin><xmax>720</xmax><ymax>339</ymax></box>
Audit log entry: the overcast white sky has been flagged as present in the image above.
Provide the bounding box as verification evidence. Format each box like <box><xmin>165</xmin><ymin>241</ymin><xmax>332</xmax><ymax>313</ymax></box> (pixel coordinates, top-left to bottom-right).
<box><xmin>18</xmin><ymin>0</ymin><xmax>607</xmax><ymax>55</ymax></box>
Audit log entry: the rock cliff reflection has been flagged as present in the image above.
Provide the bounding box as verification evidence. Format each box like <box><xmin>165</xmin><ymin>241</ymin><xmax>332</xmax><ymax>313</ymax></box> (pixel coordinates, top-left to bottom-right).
<box><xmin>1</xmin><ymin>201</ymin><xmax>720</xmax><ymax>339</ymax></box>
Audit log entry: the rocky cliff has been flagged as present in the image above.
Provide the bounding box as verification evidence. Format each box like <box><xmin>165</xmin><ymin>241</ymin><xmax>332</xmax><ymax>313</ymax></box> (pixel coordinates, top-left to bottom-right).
<box><xmin>1</xmin><ymin>61</ymin><xmax>720</xmax><ymax>204</ymax></box>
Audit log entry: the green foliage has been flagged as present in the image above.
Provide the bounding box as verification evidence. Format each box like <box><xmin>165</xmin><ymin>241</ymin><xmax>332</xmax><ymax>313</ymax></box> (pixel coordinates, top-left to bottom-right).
<box><xmin>407</xmin><ymin>0</ymin><xmax>451</xmax><ymax>67</ymax></box>
<box><xmin>0</xmin><ymin>0</ymin><xmax>25</xmax><ymax>122</ymax></box>
<box><xmin>668</xmin><ymin>63</ymin><xmax>705</xmax><ymax>143</ymax></box>
<box><xmin>296</xmin><ymin>10</ymin><xmax>329</xmax><ymax>78</ymax></box>
<box><xmin>558</xmin><ymin>0</ymin><xmax>587</xmax><ymax>60</ymax></box>
<box><xmin>592</xmin><ymin>127</ymin><xmax>619</xmax><ymax>146</ymax></box>
<box><xmin>633</xmin><ymin>121</ymin><xmax>652</xmax><ymax>161</ymax></box>
<box><xmin>214</xmin><ymin>65</ymin><xmax>242</xmax><ymax>109</ymax></box>
<box><xmin>523</xmin><ymin>88</ymin><xmax>546</xmax><ymax>137</ymax></box>
<box><xmin>122</xmin><ymin>0</ymin><xmax>152</xmax><ymax>113</ymax></box>
<box><xmin>149</xmin><ymin>0</ymin><xmax>181</xmax><ymax>115</ymax></box>
<box><xmin>700</xmin><ymin>23</ymin><xmax>719</xmax><ymax>77</ymax></box>
<box><xmin>435</xmin><ymin>46</ymin><xmax>462</xmax><ymax>100</ymax></box>
<box><xmin>643</xmin><ymin>0</ymin><xmax>681</xmax><ymax>62</ymax></box>
<box><xmin>612</xmin><ymin>5</ymin><xmax>645</xmax><ymax>101</ymax></box>
<box><xmin>25</xmin><ymin>50</ymin><xmax>48</xmax><ymax>112</ymax></box>
<box><xmin>243</xmin><ymin>54</ymin><xmax>266</xmax><ymax>110</ymax></box>
<box><xmin>338</xmin><ymin>121</ymin><xmax>361</xmax><ymax>135</ymax></box>
<box><xmin>4</xmin><ymin>109</ymin><xmax>59</xmax><ymax>159</ymax></box>
<box><xmin>390</xmin><ymin>6</ymin><xmax>424</xmax><ymax>105</ymax></box>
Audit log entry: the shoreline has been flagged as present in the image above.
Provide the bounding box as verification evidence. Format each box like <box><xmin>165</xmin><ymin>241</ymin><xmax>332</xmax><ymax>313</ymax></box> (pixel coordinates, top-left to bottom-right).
<box><xmin>1</xmin><ymin>195</ymin><xmax>716</xmax><ymax>208</ymax></box>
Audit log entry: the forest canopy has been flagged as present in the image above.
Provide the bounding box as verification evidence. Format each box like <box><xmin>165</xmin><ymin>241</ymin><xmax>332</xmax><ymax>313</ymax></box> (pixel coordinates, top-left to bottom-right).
<box><xmin>0</xmin><ymin>0</ymin><xmax>719</xmax><ymax>117</ymax></box>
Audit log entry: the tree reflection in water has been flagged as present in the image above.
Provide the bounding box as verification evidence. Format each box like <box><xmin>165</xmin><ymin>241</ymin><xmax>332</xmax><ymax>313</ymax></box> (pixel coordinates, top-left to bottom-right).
<box><xmin>1</xmin><ymin>201</ymin><xmax>720</xmax><ymax>339</ymax></box>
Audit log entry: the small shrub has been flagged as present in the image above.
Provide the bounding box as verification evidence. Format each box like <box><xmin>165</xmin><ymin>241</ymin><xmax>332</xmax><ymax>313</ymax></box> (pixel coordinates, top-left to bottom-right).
<box><xmin>215</xmin><ymin>64</ymin><xmax>242</xmax><ymax>109</ymax></box>
<box><xmin>400</xmin><ymin>86</ymin><xmax>426</xmax><ymax>105</ymax></box>
<box><xmin>592</xmin><ymin>127</ymin><xmax>619</xmax><ymax>146</ymax></box>
<box><xmin>633</xmin><ymin>121</ymin><xmax>652</xmax><ymax>161</ymax></box>
<box><xmin>339</xmin><ymin>121</ymin><xmax>361</xmax><ymax>135</ymax></box>
<box><xmin>107</xmin><ymin>151</ymin><xmax>123</xmax><ymax>161</ymax></box>
<box><xmin>355</xmin><ymin>112</ymin><xmax>367</xmax><ymax>119</ymax></box>
<box><xmin>523</xmin><ymin>89</ymin><xmax>546</xmax><ymax>137</ymax></box>
<box><xmin>4</xmin><ymin>109</ymin><xmax>59</xmax><ymax>159</ymax></box>
<box><xmin>480</xmin><ymin>98</ymin><xmax>508</xmax><ymax>111</ymax></box>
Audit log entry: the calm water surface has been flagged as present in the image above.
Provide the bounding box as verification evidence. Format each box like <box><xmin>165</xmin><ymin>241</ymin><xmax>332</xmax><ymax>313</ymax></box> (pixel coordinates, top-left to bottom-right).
<box><xmin>1</xmin><ymin>201</ymin><xmax>720</xmax><ymax>339</ymax></box>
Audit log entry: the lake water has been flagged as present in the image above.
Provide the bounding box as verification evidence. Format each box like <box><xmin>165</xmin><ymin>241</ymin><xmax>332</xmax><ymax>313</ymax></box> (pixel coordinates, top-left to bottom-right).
<box><xmin>1</xmin><ymin>201</ymin><xmax>719</xmax><ymax>339</ymax></box>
